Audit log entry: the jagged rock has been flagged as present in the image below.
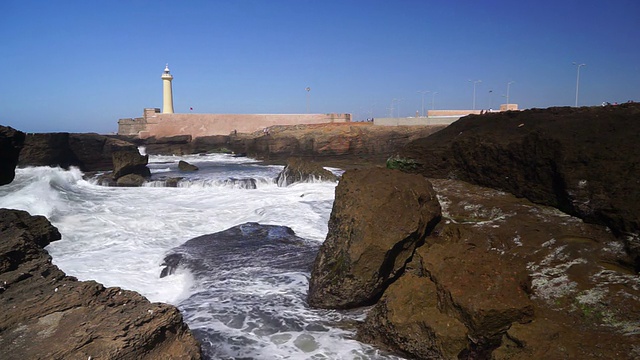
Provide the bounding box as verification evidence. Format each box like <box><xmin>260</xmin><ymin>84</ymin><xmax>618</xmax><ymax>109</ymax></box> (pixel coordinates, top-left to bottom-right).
<box><xmin>307</xmin><ymin>168</ymin><xmax>441</xmax><ymax>309</ymax></box>
<box><xmin>0</xmin><ymin>208</ymin><xmax>202</xmax><ymax>359</ymax></box>
<box><xmin>178</xmin><ymin>160</ymin><xmax>198</xmax><ymax>172</ymax></box>
<box><xmin>357</xmin><ymin>179</ymin><xmax>640</xmax><ymax>359</ymax></box>
<box><xmin>399</xmin><ymin>104</ymin><xmax>640</xmax><ymax>267</ymax></box>
<box><xmin>0</xmin><ymin>126</ymin><xmax>25</xmax><ymax>186</ymax></box>
<box><xmin>275</xmin><ymin>157</ymin><xmax>337</xmax><ymax>186</ymax></box>
<box><xmin>18</xmin><ymin>132</ymin><xmax>138</xmax><ymax>171</ymax></box>
<box><xmin>112</xmin><ymin>150</ymin><xmax>151</xmax><ymax>180</ymax></box>
<box><xmin>116</xmin><ymin>173</ymin><xmax>147</xmax><ymax>187</ymax></box>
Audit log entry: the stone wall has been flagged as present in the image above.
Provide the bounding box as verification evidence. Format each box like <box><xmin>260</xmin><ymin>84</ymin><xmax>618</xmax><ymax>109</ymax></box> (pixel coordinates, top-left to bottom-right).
<box><xmin>118</xmin><ymin>109</ymin><xmax>350</xmax><ymax>138</ymax></box>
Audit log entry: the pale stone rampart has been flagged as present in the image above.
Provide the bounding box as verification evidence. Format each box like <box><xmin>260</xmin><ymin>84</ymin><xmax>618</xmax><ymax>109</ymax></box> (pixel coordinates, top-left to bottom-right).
<box><xmin>118</xmin><ymin>110</ymin><xmax>350</xmax><ymax>138</ymax></box>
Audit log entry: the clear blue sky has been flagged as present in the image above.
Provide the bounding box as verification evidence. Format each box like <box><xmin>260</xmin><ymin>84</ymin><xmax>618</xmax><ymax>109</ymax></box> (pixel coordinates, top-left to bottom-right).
<box><xmin>1</xmin><ymin>0</ymin><xmax>639</xmax><ymax>133</ymax></box>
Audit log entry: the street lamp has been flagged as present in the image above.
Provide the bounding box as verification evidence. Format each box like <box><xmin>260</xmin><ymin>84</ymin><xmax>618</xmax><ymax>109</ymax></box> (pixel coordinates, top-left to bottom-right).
<box><xmin>396</xmin><ymin>98</ymin><xmax>404</xmax><ymax>117</ymax></box>
<box><xmin>506</xmin><ymin>81</ymin><xmax>515</xmax><ymax>110</ymax></box>
<box><xmin>417</xmin><ymin>90</ymin><xmax>430</xmax><ymax>117</ymax></box>
<box><xmin>573</xmin><ymin>62</ymin><xmax>586</xmax><ymax>107</ymax></box>
<box><xmin>431</xmin><ymin>92</ymin><xmax>439</xmax><ymax>110</ymax></box>
<box><xmin>305</xmin><ymin>87</ymin><xmax>311</xmax><ymax>113</ymax></box>
<box><xmin>469</xmin><ymin>79</ymin><xmax>482</xmax><ymax>110</ymax></box>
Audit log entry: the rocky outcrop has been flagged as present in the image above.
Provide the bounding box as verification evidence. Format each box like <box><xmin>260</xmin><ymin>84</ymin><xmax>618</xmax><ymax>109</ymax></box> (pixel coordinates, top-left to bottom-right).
<box><xmin>275</xmin><ymin>157</ymin><xmax>337</xmax><ymax>186</ymax></box>
<box><xmin>0</xmin><ymin>126</ymin><xmax>25</xmax><ymax>185</ymax></box>
<box><xmin>124</xmin><ymin>123</ymin><xmax>445</xmax><ymax>168</ymax></box>
<box><xmin>307</xmin><ymin>168</ymin><xmax>441</xmax><ymax>309</ymax></box>
<box><xmin>178</xmin><ymin>160</ymin><xmax>199</xmax><ymax>172</ymax></box>
<box><xmin>354</xmin><ymin>179</ymin><xmax>640</xmax><ymax>359</ymax></box>
<box><xmin>112</xmin><ymin>150</ymin><xmax>151</xmax><ymax>180</ymax></box>
<box><xmin>0</xmin><ymin>208</ymin><xmax>202</xmax><ymax>359</ymax></box>
<box><xmin>18</xmin><ymin>132</ymin><xmax>139</xmax><ymax>172</ymax></box>
<box><xmin>398</xmin><ymin>104</ymin><xmax>640</xmax><ymax>267</ymax></box>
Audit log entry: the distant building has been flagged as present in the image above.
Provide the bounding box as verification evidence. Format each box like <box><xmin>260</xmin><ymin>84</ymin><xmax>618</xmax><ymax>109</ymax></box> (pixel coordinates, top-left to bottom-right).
<box><xmin>374</xmin><ymin>105</ymin><xmax>519</xmax><ymax>126</ymax></box>
<box><xmin>118</xmin><ymin>65</ymin><xmax>350</xmax><ymax>138</ymax></box>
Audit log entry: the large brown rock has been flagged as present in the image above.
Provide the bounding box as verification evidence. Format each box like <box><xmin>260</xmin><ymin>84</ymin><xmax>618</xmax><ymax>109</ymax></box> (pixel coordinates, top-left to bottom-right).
<box><xmin>0</xmin><ymin>126</ymin><xmax>25</xmax><ymax>186</ymax></box>
<box><xmin>18</xmin><ymin>132</ymin><xmax>138</xmax><ymax>171</ymax></box>
<box><xmin>0</xmin><ymin>208</ymin><xmax>202</xmax><ymax>359</ymax></box>
<box><xmin>307</xmin><ymin>167</ymin><xmax>441</xmax><ymax>309</ymax></box>
<box><xmin>358</xmin><ymin>179</ymin><xmax>640</xmax><ymax>359</ymax></box>
<box><xmin>399</xmin><ymin>104</ymin><xmax>640</xmax><ymax>267</ymax></box>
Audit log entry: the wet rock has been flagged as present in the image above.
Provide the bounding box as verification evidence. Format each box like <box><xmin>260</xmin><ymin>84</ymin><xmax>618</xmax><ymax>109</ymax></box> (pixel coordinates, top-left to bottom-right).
<box><xmin>160</xmin><ymin>222</ymin><xmax>317</xmax><ymax>278</ymax></box>
<box><xmin>399</xmin><ymin>104</ymin><xmax>640</xmax><ymax>265</ymax></box>
<box><xmin>116</xmin><ymin>173</ymin><xmax>147</xmax><ymax>187</ymax></box>
<box><xmin>19</xmin><ymin>132</ymin><xmax>138</xmax><ymax>171</ymax></box>
<box><xmin>307</xmin><ymin>168</ymin><xmax>441</xmax><ymax>309</ymax></box>
<box><xmin>112</xmin><ymin>149</ymin><xmax>151</xmax><ymax>180</ymax></box>
<box><xmin>275</xmin><ymin>157</ymin><xmax>337</xmax><ymax>186</ymax></box>
<box><xmin>0</xmin><ymin>208</ymin><xmax>202</xmax><ymax>360</ymax></box>
<box><xmin>178</xmin><ymin>160</ymin><xmax>199</xmax><ymax>171</ymax></box>
<box><xmin>0</xmin><ymin>126</ymin><xmax>25</xmax><ymax>186</ymax></box>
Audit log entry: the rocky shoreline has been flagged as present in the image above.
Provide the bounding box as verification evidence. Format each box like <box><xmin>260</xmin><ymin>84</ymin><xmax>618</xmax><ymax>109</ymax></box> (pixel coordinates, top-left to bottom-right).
<box><xmin>2</xmin><ymin>104</ymin><xmax>640</xmax><ymax>359</ymax></box>
<box><xmin>0</xmin><ymin>208</ymin><xmax>202</xmax><ymax>359</ymax></box>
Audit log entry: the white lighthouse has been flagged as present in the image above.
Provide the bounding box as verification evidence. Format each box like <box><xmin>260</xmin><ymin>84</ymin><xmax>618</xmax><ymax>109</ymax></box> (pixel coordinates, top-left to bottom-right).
<box><xmin>161</xmin><ymin>64</ymin><xmax>174</xmax><ymax>114</ymax></box>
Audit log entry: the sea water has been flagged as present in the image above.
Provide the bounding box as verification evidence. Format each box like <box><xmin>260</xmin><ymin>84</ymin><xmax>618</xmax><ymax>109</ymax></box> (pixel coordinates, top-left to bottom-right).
<box><xmin>0</xmin><ymin>153</ymin><xmax>404</xmax><ymax>360</ymax></box>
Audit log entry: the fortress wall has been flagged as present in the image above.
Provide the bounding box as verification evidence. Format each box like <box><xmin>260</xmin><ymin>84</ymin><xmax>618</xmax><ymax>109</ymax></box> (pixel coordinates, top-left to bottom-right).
<box><xmin>138</xmin><ymin>113</ymin><xmax>350</xmax><ymax>138</ymax></box>
<box><xmin>117</xmin><ymin>117</ymin><xmax>147</xmax><ymax>135</ymax></box>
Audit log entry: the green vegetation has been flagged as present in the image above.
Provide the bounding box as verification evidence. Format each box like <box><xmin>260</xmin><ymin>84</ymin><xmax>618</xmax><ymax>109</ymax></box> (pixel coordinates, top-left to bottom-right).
<box><xmin>386</xmin><ymin>155</ymin><xmax>418</xmax><ymax>171</ymax></box>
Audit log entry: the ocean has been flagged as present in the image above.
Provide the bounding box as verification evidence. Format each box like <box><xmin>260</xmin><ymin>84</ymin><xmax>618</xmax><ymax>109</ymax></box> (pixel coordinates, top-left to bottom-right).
<box><xmin>0</xmin><ymin>152</ymin><xmax>404</xmax><ymax>360</ymax></box>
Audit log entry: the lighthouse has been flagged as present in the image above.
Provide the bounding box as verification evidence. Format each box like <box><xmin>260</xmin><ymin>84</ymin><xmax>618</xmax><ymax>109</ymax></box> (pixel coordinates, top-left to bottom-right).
<box><xmin>161</xmin><ymin>64</ymin><xmax>174</xmax><ymax>114</ymax></box>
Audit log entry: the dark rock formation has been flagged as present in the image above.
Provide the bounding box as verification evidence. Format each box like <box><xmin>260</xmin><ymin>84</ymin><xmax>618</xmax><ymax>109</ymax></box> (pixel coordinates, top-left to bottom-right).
<box><xmin>112</xmin><ymin>150</ymin><xmax>151</xmax><ymax>180</ymax></box>
<box><xmin>0</xmin><ymin>208</ymin><xmax>202</xmax><ymax>359</ymax></box>
<box><xmin>178</xmin><ymin>160</ymin><xmax>199</xmax><ymax>172</ymax></box>
<box><xmin>307</xmin><ymin>168</ymin><xmax>441</xmax><ymax>309</ymax></box>
<box><xmin>398</xmin><ymin>104</ymin><xmax>640</xmax><ymax>267</ymax></box>
<box><xmin>0</xmin><ymin>126</ymin><xmax>25</xmax><ymax>186</ymax></box>
<box><xmin>18</xmin><ymin>132</ymin><xmax>138</xmax><ymax>172</ymax></box>
<box><xmin>124</xmin><ymin>123</ymin><xmax>445</xmax><ymax>169</ymax></box>
<box><xmin>356</xmin><ymin>179</ymin><xmax>640</xmax><ymax>359</ymax></box>
<box><xmin>275</xmin><ymin>157</ymin><xmax>338</xmax><ymax>186</ymax></box>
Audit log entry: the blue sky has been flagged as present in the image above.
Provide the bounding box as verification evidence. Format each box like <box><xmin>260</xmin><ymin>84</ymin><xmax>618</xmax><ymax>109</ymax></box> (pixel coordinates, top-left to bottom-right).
<box><xmin>1</xmin><ymin>0</ymin><xmax>639</xmax><ymax>133</ymax></box>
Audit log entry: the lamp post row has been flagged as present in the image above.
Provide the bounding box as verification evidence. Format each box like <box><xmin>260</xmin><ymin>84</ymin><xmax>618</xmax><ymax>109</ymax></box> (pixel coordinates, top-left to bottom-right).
<box><xmin>310</xmin><ymin>63</ymin><xmax>586</xmax><ymax>119</ymax></box>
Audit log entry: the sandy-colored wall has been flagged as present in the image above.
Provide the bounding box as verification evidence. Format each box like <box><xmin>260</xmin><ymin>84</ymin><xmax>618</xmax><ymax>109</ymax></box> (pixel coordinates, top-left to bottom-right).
<box><xmin>138</xmin><ymin>113</ymin><xmax>350</xmax><ymax>138</ymax></box>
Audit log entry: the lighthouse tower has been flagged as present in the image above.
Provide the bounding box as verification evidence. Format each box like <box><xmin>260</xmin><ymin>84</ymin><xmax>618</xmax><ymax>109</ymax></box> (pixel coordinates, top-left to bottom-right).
<box><xmin>161</xmin><ymin>64</ymin><xmax>174</xmax><ymax>114</ymax></box>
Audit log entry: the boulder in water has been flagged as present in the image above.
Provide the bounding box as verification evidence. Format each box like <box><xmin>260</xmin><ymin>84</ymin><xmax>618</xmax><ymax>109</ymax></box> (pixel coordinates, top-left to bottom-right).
<box><xmin>178</xmin><ymin>160</ymin><xmax>199</xmax><ymax>171</ymax></box>
<box><xmin>275</xmin><ymin>157</ymin><xmax>338</xmax><ymax>187</ymax></box>
<box><xmin>0</xmin><ymin>208</ymin><xmax>202</xmax><ymax>359</ymax></box>
<box><xmin>307</xmin><ymin>167</ymin><xmax>441</xmax><ymax>309</ymax></box>
<box><xmin>0</xmin><ymin>126</ymin><xmax>25</xmax><ymax>186</ymax></box>
<box><xmin>116</xmin><ymin>173</ymin><xmax>147</xmax><ymax>187</ymax></box>
<box><xmin>112</xmin><ymin>149</ymin><xmax>151</xmax><ymax>180</ymax></box>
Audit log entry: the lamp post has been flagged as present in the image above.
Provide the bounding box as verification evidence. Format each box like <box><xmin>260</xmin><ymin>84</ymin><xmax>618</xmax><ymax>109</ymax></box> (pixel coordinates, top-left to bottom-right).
<box><xmin>469</xmin><ymin>80</ymin><xmax>482</xmax><ymax>110</ymax></box>
<box><xmin>573</xmin><ymin>62</ymin><xmax>586</xmax><ymax>107</ymax></box>
<box><xmin>305</xmin><ymin>87</ymin><xmax>311</xmax><ymax>113</ymax></box>
<box><xmin>396</xmin><ymin>98</ymin><xmax>404</xmax><ymax>117</ymax></box>
<box><xmin>431</xmin><ymin>92</ymin><xmax>438</xmax><ymax>110</ymax></box>
<box><xmin>489</xmin><ymin>90</ymin><xmax>494</xmax><ymax>110</ymax></box>
<box><xmin>417</xmin><ymin>90</ymin><xmax>430</xmax><ymax>117</ymax></box>
<box><xmin>506</xmin><ymin>81</ymin><xmax>515</xmax><ymax>110</ymax></box>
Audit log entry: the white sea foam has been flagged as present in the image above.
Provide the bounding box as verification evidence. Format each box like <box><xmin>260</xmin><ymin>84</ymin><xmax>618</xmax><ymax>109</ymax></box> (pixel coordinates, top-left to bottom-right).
<box><xmin>0</xmin><ymin>155</ymin><xmax>403</xmax><ymax>359</ymax></box>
